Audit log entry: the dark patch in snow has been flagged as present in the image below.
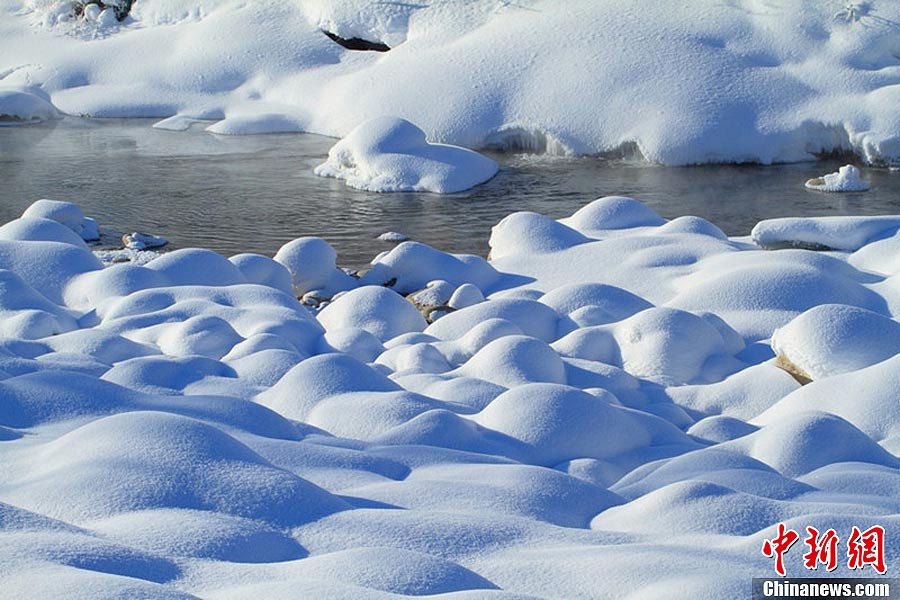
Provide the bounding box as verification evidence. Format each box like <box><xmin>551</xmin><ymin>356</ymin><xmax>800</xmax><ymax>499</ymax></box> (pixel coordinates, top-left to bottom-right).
<box><xmin>322</xmin><ymin>30</ymin><xmax>391</xmax><ymax>52</ymax></box>
<box><xmin>75</xmin><ymin>0</ymin><xmax>135</xmax><ymax>22</ymax></box>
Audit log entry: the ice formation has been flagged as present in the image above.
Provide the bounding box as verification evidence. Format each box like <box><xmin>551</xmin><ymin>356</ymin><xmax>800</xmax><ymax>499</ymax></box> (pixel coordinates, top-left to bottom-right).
<box><xmin>2</xmin><ymin>196</ymin><xmax>900</xmax><ymax>597</ymax></box>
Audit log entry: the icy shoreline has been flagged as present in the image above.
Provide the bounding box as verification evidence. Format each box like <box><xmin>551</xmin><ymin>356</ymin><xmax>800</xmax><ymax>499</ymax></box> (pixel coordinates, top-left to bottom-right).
<box><xmin>2</xmin><ymin>195</ymin><xmax>900</xmax><ymax>597</ymax></box>
<box><xmin>3</xmin><ymin>1</ymin><xmax>900</xmax><ymax>166</ymax></box>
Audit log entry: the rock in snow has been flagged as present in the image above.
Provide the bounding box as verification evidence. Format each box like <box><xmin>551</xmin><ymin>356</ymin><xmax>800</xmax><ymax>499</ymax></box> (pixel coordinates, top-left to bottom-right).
<box><xmin>314</xmin><ymin>117</ymin><xmax>498</xmax><ymax>193</ymax></box>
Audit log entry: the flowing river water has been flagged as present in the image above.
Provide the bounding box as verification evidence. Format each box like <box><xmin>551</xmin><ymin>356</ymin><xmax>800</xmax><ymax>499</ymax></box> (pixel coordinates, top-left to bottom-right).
<box><xmin>2</xmin><ymin>118</ymin><xmax>899</xmax><ymax>269</ymax></box>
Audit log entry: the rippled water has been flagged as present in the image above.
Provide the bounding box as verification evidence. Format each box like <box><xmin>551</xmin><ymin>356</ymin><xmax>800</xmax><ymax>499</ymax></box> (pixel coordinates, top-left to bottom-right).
<box><xmin>2</xmin><ymin>118</ymin><xmax>899</xmax><ymax>269</ymax></box>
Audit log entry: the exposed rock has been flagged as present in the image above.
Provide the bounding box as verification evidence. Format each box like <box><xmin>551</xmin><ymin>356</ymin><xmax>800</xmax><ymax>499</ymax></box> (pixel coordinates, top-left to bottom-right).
<box><xmin>408</xmin><ymin>280</ymin><xmax>457</xmax><ymax>323</ymax></box>
<box><xmin>322</xmin><ymin>30</ymin><xmax>390</xmax><ymax>52</ymax></box>
<box><xmin>804</xmin><ymin>164</ymin><xmax>869</xmax><ymax>192</ymax></box>
<box><xmin>774</xmin><ymin>353</ymin><xmax>813</xmax><ymax>385</ymax></box>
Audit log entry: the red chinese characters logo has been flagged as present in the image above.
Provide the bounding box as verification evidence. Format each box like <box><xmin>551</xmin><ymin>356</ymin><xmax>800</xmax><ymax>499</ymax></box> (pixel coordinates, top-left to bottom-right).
<box><xmin>804</xmin><ymin>526</ymin><xmax>839</xmax><ymax>572</ymax></box>
<box><xmin>762</xmin><ymin>523</ymin><xmax>800</xmax><ymax>576</ymax></box>
<box><xmin>762</xmin><ymin>523</ymin><xmax>886</xmax><ymax>576</ymax></box>
<box><xmin>848</xmin><ymin>525</ymin><xmax>887</xmax><ymax>574</ymax></box>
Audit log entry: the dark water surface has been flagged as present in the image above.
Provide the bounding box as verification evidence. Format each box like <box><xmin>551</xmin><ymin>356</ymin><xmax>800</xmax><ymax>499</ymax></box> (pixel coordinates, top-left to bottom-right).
<box><xmin>2</xmin><ymin>118</ymin><xmax>899</xmax><ymax>268</ymax></box>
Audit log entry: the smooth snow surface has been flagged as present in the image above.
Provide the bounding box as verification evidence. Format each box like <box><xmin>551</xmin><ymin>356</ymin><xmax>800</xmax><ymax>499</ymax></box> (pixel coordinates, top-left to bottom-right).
<box><xmin>0</xmin><ymin>85</ymin><xmax>60</xmax><ymax>123</ymax></box>
<box><xmin>4</xmin><ymin>2</ymin><xmax>900</xmax><ymax>165</ymax></box>
<box><xmin>314</xmin><ymin>117</ymin><xmax>498</xmax><ymax>193</ymax></box>
<box><xmin>4</xmin><ymin>196</ymin><xmax>900</xmax><ymax>597</ymax></box>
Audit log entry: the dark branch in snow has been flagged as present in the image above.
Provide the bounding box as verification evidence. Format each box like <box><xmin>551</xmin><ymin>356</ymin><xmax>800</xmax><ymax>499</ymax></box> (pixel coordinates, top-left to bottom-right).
<box><xmin>322</xmin><ymin>30</ymin><xmax>391</xmax><ymax>52</ymax></box>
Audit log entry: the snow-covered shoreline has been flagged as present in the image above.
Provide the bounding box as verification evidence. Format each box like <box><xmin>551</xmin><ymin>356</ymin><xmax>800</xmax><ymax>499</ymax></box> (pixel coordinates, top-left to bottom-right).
<box><xmin>3</xmin><ymin>1</ymin><xmax>900</xmax><ymax>166</ymax></box>
<box><xmin>2</xmin><ymin>195</ymin><xmax>900</xmax><ymax>597</ymax></box>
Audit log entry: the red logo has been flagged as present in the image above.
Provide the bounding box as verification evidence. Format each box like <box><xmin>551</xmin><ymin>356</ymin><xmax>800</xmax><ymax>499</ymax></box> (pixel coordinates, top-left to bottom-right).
<box><xmin>762</xmin><ymin>523</ymin><xmax>886</xmax><ymax>576</ymax></box>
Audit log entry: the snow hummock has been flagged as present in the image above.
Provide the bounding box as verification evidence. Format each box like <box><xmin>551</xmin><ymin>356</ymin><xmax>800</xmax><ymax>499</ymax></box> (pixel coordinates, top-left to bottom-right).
<box><xmin>805</xmin><ymin>164</ymin><xmax>870</xmax><ymax>192</ymax></box>
<box><xmin>314</xmin><ymin>117</ymin><xmax>498</xmax><ymax>193</ymax></box>
<box><xmin>0</xmin><ymin>86</ymin><xmax>60</xmax><ymax>124</ymax></box>
<box><xmin>4</xmin><ymin>195</ymin><xmax>900</xmax><ymax>598</ymax></box>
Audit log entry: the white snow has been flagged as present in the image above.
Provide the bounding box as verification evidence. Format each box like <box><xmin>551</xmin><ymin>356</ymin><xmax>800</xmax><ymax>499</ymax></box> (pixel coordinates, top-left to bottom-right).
<box><xmin>5</xmin><ymin>0</ymin><xmax>900</xmax><ymax>590</ymax></box>
<box><xmin>314</xmin><ymin>117</ymin><xmax>498</xmax><ymax>193</ymax></box>
<box><xmin>770</xmin><ymin>304</ymin><xmax>900</xmax><ymax>380</ymax></box>
<box><xmin>0</xmin><ymin>86</ymin><xmax>60</xmax><ymax>124</ymax></box>
<box><xmin>752</xmin><ymin>215</ymin><xmax>900</xmax><ymax>251</ymax></box>
<box><xmin>805</xmin><ymin>164</ymin><xmax>871</xmax><ymax>192</ymax></box>
<box><xmin>8</xmin><ymin>1</ymin><xmax>900</xmax><ymax>165</ymax></box>
<box><xmin>4</xmin><ymin>194</ymin><xmax>900</xmax><ymax>597</ymax></box>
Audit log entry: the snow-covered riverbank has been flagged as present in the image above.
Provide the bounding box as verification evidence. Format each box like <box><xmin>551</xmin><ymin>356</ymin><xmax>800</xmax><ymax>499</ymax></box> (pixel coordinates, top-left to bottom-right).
<box><xmin>2</xmin><ymin>196</ymin><xmax>900</xmax><ymax>598</ymax></box>
<box><xmin>2</xmin><ymin>1</ymin><xmax>900</xmax><ymax>165</ymax></box>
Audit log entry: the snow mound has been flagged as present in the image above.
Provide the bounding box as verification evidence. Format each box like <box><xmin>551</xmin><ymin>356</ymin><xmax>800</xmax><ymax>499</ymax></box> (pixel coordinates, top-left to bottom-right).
<box><xmin>541</xmin><ymin>283</ymin><xmax>653</xmax><ymax>333</ymax></box>
<box><xmin>274</xmin><ymin>237</ymin><xmax>355</xmax><ymax>297</ymax></box>
<box><xmin>229</xmin><ymin>253</ymin><xmax>294</xmax><ymax>295</ymax></box>
<box><xmin>307</xmin><ymin>390</ymin><xmax>444</xmax><ymax>440</ymax></box>
<box><xmin>561</xmin><ymin>196</ymin><xmax>666</xmax><ymax>235</ymax></box>
<box><xmin>314</xmin><ymin>117</ymin><xmax>498</xmax><ymax>193</ymax></box>
<box><xmin>0</xmin><ymin>217</ymin><xmax>89</xmax><ymax>249</ymax></box>
<box><xmin>730</xmin><ymin>411</ymin><xmax>899</xmax><ymax>478</ymax></box>
<box><xmin>0</xmin><ymin>86</ymin><xmax>60</xmax><ymax>123</ymax></box>
<box><xmin>455</xmin><ymin>335</ymin><xmax>566</xmax><ymax>388</ymax></box>
<box><xmin>755</xmin><ymin>353</ymin><xmax>900</xmax><ymax>445</ymax></box>
<box><xmin>473</xmin><ymin>383</ymin><xmax>691</xmax><ymax>467</ymax></box>
<box><xmin>89</xmin><ymin>508</ymin><xmax>307</xmax><ymax>563</ymax></box>
<box><xmin>667</xmin><ymin>250</ymin><xmax>883</xmax><ymax>340</ymax></box>
<box><xmin>554</xmin><ymin>307</ymin><xmax>744</xmax><ymax>386</ymax></box>
<box><xmin>21</xmin><ymin>199</ymin><xmax>98</xmax><ymax>241</ymax></box>
<box><xmin>207</xmin><ymin>113</ymin><xmax>305</xmax><ymax>135</ymax></box>
<box><xmin>804</xmin><ymin>164</ymin><xmax>870</xmax><ymax>192</ymax></box>
<box><xmin>258</xmin><ymin>353</ymin><xmax>401</xmax><ymax>421</ymax></box>
<box><xmin>317</xmin><ymin>286</ymin><xmax>426</xmax><ymax>342</ymax></box>
<box><xmin>143</xmin><ymin>248</ymin><xmax>246</xmax><ymax>287</ymax></box>
<box><xmin>771</xmin><ymin>304</ymin><xmax>900</xmax><ymax>381</ymax></box>
<box><xmin>488</xmin><ymin>212</ymin><xmax>589</xmax><ymax>259</ymax></box>
<box><xmin>425</xmin><ymin>299</ymin><xmax>560</xmax><ymax>343</ymax></box>
<box><xmin>360</xmin><ymin>241</ymin><xmax>499</xmax><ymax>295</ymax></box>
<box><xmin>592</xmin><ymin>480</ymin><xmax>788</xmax><ymax>536</ymax></box>
<box><xmin>4</xmin><ymin>411</ymin><xmax>348</xmax><ymax>525</ymax></box>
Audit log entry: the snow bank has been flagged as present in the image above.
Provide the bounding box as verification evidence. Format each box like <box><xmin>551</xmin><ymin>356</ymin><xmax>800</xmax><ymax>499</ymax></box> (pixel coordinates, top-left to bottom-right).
<box><xmin>0</xmin><ymin>86</ymin><xmax>60</xmax><ymax>123</ymax></box>
<box><xmin>314</xmin><ymin>117</ymin><xmax>498</xmax><ymax>193</ymax></box>
<box><xmin>751</xmin><ymin>215</ymin><xmax>900</xmax><ymax>251</ymax></box>
<box><xmin>11</xmin><ymin>2</ymin><xmax>900</xmax><ymax>164</ymax></box>
<box><xmin>4</xmin><ymin>196</ymin><xmax>900</xmax><ymax>597</ymax></box>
